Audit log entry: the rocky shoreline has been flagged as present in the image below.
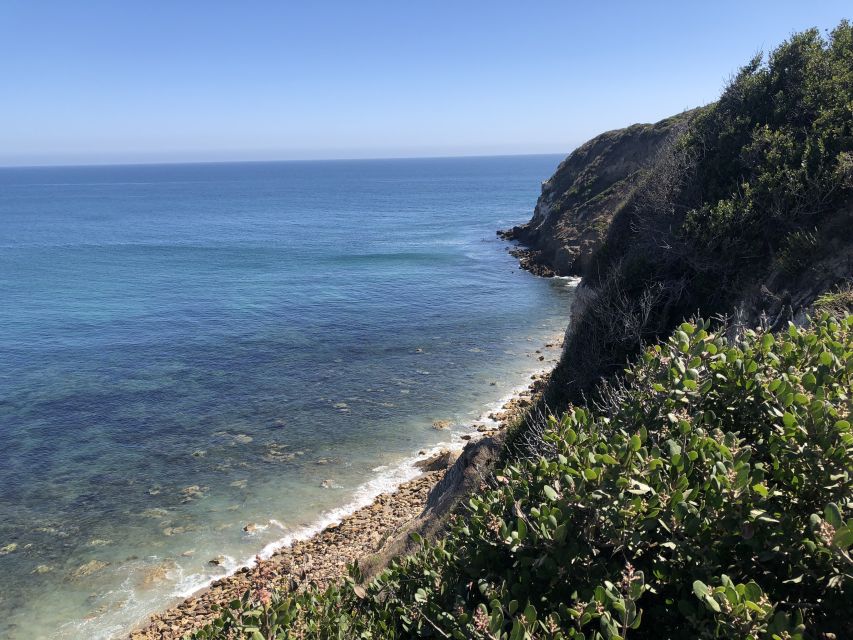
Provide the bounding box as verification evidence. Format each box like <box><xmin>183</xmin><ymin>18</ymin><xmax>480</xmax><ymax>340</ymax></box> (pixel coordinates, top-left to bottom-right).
<box><xmin>129</xmin><ymin>470</ymin><xmax>444</xmax><ymax>639</ymax></box>
<box><xmin>128</xmin><ymin>338</ymin><xmax>561</xmax><ymax>639</ymax></box>
<box><xmin>496</xmin><ymin>228</ymin><xmax>559</xmax><ymax>278</ymax></box>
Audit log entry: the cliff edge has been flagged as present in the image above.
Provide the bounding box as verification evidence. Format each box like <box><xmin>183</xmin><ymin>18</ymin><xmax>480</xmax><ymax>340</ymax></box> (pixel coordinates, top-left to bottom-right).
<box><xmin>501</xmin><ymin>112</ymin><xmax>692</xmax><ymax>277</ymax></box>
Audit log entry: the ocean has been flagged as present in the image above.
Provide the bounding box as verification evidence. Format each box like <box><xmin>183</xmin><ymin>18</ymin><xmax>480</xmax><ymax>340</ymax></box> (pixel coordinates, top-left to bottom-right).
<box><xmin>0</xmin><ymin>155</ymin><xmax>575</xmax><ymax>639</ymax></box>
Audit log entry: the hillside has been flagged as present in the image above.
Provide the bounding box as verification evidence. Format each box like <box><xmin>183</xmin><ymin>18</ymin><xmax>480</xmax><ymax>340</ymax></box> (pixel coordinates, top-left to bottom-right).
<box><xmin>508</xmin><ymin>23</ymin><xmax>853</xmax><ymax>403</ymax></box>
<box><xmin>185</xmin><ymin>23</ymin><xmax>852</xmax><ymax>640</ymax></box>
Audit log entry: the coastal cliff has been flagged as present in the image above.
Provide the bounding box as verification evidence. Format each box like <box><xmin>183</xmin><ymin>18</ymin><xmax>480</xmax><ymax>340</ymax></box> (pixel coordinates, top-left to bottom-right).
<box><xmin>500</xmin><ymin>112</ymin><xmax>692</xmax><ymax>278</ymax></box>
<box><xmin>505</xmin><ymin>66</ymin><xmax>853</xmax><ymax>403</ymax></box>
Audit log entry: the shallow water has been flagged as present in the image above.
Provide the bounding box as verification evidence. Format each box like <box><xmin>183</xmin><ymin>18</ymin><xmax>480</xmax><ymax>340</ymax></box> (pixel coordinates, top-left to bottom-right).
<box><xmin>0</xmin><ymin>156</ymin><xmax>574</xmax><ymax>639</ymax></box>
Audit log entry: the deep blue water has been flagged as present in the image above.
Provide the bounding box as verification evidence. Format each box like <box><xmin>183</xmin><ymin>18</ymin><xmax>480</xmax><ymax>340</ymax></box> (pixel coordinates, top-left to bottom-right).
<box><xmin>0</xmin><ymin>156</ymin><xmax>574</xmax><ymax>638</ymax></box>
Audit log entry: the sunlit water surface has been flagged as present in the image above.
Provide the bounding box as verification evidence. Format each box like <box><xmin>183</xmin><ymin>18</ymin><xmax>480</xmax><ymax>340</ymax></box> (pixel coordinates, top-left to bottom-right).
<box><xmin>0</xmin><ymin>156</ymin><xmax>575</xmax><ymax>638</ymax></box>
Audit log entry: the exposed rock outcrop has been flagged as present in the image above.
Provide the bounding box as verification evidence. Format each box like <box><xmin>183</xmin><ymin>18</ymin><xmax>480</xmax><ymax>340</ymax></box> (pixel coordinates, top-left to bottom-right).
<box><xmin>500</xmin><ymin>112</ymin><xmax>692</xmax><ymax>277</ymax></box>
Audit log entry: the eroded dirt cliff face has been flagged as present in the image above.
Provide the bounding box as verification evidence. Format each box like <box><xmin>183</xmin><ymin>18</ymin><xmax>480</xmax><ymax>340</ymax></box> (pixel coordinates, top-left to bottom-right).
<box><xmin>501</xmin><ymin>112</ymin><xmax>691</xmax><ymax>277</ymax></box>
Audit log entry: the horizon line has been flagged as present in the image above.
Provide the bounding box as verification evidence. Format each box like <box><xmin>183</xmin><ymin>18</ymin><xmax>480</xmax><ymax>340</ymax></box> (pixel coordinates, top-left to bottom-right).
<box><xmin>0</xmin><ymin>150</ymin><xmax>571</xmax><ymax>171</ymax></box>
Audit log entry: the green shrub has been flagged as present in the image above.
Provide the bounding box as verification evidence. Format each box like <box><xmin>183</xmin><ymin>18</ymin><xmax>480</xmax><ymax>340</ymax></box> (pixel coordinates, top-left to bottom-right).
<box><xmin>190</xmin><ymin>314</ymin><xmax>851</xmax><ymax>639</ymax></box>
<box><xmin>776</xmin><ymin>228</ymin><xmax>819</xmax><ymax>275</ymax></box>
<box><xmin>814</xmin><ymin>283</ymin><xmax>853</xmax><ymax>318</ymax></box>
<box><xmin>683</xmin><ymin>21</ymin><xmax>853</xmax><ymax>257</ymax></box>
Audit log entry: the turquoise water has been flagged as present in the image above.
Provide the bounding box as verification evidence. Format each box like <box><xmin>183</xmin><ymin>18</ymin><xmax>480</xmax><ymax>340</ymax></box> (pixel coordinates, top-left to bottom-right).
<box><xmin>0</xmin><ymin>156</ymin><xmax>575</xmax><ymax>639</ymax></box>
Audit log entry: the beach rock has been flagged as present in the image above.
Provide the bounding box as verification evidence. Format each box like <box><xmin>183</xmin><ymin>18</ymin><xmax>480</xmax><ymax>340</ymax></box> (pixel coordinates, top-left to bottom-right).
<box><xmin>461</xmin><ymin>434</ymin><xmax>473</xmax><ymax>441</ymax></box>
<box><xmin>32</xmin><ymin>564</ymin><xmax>53</xmax><ymax>574</ymax></box>
<box><xmin>232</xmin><ymin>434</ymin><xmax>253</xmax><ymax>444</ymax></box>
<box><xmin>208</xmin><ymin>555</ymin><xmax>226</xmax><ymax>567</ymax></box>
<box><xmin>181</xmin><ymin>549</ymin><xmax>195</xmax><ymax>557</ymax></box>
<box><xmin>320</xmin><ymin>479</ymin><xmax>334</xmax><ymax>489</ymax></box>
<box><xmin>432</xmin><ymin>419</ymin><xmax>451</xmax><ymax>430</ymax></box>
<box><xmin>242</xmin><ymin>523</ymin><xmax>258</xmax><ymax>533</ymax></box>
<box><xmin>229</xmin><ymin>479</ymin><xmax>248</xmax><ymax>489</ymax></box>
<box><xmin>415</xmin><ymin>449</ymin><xmax>459</xmax><ymax>471</ymax></box>
<box><xmin>72</xmin><ymin>559</ymin><xmax>109</xmax><ymax>578</ymax></box>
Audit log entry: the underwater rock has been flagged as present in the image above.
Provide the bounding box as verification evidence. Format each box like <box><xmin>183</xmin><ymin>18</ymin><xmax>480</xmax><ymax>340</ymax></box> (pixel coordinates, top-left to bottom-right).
<box><xmin>140</xmin><ymin>508</ymin><xmax>170</xmax><ymax>519</ymax></box>
<box><xmin>88</xmin><ymin>539</ymin><xmax>113</xmax><ymax>547</ymax></box>
<box><xmin>72</xmin><ymin>559</ymin><xmax>109</xmax><ymax>578</ymax></box>
<box><xmin>140</xmin><ymin>561</ymin><xmax>177</xmax><ymax>587</ymax></box>
<box><xmin>180</xmin><ymin>485</ymin><xmax>205</xmax><ymax>501</ymax></box>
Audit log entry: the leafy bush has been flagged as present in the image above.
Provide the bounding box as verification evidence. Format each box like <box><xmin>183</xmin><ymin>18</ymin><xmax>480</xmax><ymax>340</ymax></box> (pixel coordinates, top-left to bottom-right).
<box><xmin>190</xmin><ymin>314</ymin><xmax>851</xmax><ymax>639</ymax></box>
<box><xmin>684</xmin><ymin>22</ymin><xmax>853</xmax><ymax>255</ymax></box>
<box><xmin>776</xmin><ymin>228</ymin><xmax>819</xmax><ymax>275</ymax></box>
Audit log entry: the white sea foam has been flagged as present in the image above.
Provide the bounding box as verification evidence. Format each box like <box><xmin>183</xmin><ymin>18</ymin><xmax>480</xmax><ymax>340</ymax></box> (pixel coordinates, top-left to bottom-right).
<box><xmin>168</xmin><ymin>364</ymin><xmax>556</xmax><ymax>605</ymax></box>
<box><xmin>553</xmin><ymin>275</ymin><xmax>583</xmax><ymax>286</ymax></box>
<box><xmin>80</xmin><ymin>355</ymin><xmax>565</xmax><ymax>640</ymax></box>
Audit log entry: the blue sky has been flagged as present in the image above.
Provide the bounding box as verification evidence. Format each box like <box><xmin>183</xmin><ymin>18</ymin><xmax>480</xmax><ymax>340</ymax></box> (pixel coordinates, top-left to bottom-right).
<box><xmin>0</xmin><ymin>1</ymin><xmax>850</xmax><ymax>166</ymax></box>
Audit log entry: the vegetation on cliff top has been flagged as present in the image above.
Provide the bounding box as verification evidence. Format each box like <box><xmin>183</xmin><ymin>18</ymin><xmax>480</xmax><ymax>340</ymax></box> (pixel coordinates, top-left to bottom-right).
<box><xmin>684</xmin><ymin>22</ymin><xmax>853</xmax><ymax>254</ymax></box>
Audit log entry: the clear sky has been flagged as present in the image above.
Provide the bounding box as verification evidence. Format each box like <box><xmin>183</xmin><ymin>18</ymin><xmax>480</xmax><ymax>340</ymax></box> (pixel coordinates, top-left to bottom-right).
<box><xmin>0</xmin><ymin>1</ymin><xmax>850</xmax><ymax>166</ymax></box>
